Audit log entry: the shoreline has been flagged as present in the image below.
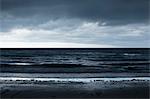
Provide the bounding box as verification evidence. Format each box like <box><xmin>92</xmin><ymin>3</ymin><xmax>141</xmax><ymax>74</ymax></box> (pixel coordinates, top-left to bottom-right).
<box><xmin>1</xmin><ymin>78</ymin><xmax>149</xmax><ymax>98</ymax></box>
<box><xmin>0</xmin><ymin>77</ymin><xmax>150</xmax><ymax>83</ymax></box>
<box><xmin>1</xmin><ymin>72</ymin><xmax>149</xmax><ymax>98</ymax></box>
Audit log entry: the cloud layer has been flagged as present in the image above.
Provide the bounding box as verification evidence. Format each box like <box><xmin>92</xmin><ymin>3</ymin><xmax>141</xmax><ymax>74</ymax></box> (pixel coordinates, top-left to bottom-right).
<box><xmin>0</xmin><ymin>0</ymin><xmax>149</xmax><ymax>47</ymax></box>
<box><xmin>1</xmin><ymin>19</ymin><xmax>149</xmax><ymax>47</ymax></box>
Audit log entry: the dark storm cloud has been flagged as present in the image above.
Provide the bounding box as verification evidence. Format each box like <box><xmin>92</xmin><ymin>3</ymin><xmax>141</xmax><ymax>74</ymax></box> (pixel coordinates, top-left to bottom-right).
<box><xmin>1</xmin><ymin>0</ymin><xmax>149</xmax><ymax>47</ymax></box>
<box><xmin>1</xmin><ymin>0</ymin><xmax>149</xmax><ymax>24</ymax></box>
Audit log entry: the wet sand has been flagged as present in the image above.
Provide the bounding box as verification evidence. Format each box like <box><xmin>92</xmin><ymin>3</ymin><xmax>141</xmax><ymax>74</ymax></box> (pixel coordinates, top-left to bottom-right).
<box><xmin>1</xmin><ymin>79</ymin><xmax>149</xmax><ymax>99</ymax></box>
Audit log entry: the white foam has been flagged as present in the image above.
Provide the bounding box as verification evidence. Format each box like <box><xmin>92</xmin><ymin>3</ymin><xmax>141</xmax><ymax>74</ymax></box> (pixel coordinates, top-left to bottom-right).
<box><xmin>0</xmin><ymin>77</ymin><xmax>150</xmax><ymax>83</ymax></box>
<box><xmin>123</xmin><ymin>53</ymin><xmax>139</xmax><ymax>56</ymax></box>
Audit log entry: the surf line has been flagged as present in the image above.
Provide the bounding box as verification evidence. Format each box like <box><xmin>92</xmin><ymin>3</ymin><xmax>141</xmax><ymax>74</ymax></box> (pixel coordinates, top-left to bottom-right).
<box><xmin>0</xmin><ymin>77</ymin><xmax>150</xmax><ymax>83</ymax></box>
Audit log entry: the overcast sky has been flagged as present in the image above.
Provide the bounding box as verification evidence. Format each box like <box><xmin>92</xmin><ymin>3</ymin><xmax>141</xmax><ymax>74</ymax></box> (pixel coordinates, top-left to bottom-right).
<box><xmin>0</xmin><ymin>0</ymin><xmax>149</xmax><ymax>48</ymax></box>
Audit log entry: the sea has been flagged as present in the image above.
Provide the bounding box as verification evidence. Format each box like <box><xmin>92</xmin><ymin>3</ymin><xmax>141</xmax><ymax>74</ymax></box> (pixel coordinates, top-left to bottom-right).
<box><xmin>0</xmin><ymin>48</ymin><xmax>150</xmax><ymax>82</ymax></box>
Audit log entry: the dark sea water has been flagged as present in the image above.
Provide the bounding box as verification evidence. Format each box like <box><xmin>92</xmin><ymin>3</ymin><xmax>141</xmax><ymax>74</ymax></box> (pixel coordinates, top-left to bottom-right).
<box><xmin>0</xmin><ymin>48</ymin><xmax>149</xmax><ymax>74</ymax></box>
<box><xmin>1</xmin><ymin>48</ymin><xmax>150</xmax><ymax>99</ymax></box>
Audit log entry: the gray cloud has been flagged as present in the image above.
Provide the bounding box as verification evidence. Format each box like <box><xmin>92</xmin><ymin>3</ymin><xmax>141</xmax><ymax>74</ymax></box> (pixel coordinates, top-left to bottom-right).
<box><xmin>0</xmin><ymin>0</ymin><xmax>149</xmax><ymax>47</ymax></box>
<box><xmin>1</xmin><ymin>0</ymin><xmax>149</xmax><ymax>22</ymax></box>
<box><xmin>0</xmin><ymin>19</ymin><xmax>149</xmax><ymax>47</ymax></box>
<box><xmin>1</xmin><ymin>0</ymin><xmax>149</xmax><ymax>31</ymax></box>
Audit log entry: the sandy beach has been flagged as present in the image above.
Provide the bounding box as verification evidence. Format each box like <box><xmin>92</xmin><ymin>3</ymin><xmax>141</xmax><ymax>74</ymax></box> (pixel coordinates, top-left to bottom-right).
<box><xmin>0</xmin><ymin>77</ymin><xmax>150</xmax><ymax>99</ymax></box>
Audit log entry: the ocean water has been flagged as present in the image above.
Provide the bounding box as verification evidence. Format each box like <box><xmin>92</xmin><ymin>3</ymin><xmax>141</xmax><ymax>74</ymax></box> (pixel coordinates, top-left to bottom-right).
<box><xmin>0</xmin><ymin>48</ymin><xmax>149</xmax><ymax>74</ymax></box>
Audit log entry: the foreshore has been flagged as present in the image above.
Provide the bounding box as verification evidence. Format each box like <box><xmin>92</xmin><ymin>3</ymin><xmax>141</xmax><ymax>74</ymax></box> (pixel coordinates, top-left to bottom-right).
<box><xmin>0</xmin><ymin>77</ymin><xmax>150</xmax><ymax>99</ymax></box>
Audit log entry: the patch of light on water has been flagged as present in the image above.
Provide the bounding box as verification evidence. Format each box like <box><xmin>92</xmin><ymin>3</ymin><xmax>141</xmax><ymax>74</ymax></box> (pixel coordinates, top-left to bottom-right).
<box><xmin>8</xmin><ymin>63</ymin><xmax>32</xmax><ymax>65</ymax></box>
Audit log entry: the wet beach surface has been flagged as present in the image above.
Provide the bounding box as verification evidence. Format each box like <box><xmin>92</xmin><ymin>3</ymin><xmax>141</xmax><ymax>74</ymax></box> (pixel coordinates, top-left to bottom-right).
<box><xmin>1</xmin><ymin>80</ymin><xmax>149</xmax><ymax>99</ymax></box>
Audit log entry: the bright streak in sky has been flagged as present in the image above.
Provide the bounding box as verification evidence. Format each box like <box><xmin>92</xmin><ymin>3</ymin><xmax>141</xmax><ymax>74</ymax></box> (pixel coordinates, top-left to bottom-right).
<box><xmin>0</xmin><ymin>42</ymin><xmax>116</xmax><ymax>48</ymax></box>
